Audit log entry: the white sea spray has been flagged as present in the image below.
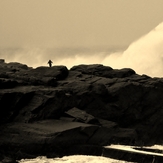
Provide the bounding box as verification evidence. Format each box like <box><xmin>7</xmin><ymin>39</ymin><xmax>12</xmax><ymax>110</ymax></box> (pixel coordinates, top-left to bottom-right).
<box><xmin>18</xmin><ymin>155</ymin><xmax>133</xmax><ymax>163</ymax></box>
<box><xmin>1</xmin><ymin>22</ymin><xmax>163</xmax><ymax>77</ymax></box>
<box><xmin>103</xmin><ymin>22</ymin><xmax>163</xmax><ymax>77</ymax></box>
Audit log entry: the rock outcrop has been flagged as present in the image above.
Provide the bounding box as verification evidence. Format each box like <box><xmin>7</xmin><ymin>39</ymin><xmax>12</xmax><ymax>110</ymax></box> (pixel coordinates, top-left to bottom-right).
<box><xmin>1</xmin><ymin>60</ymin><xmax>163</xmax><ymax>161</ymax></box>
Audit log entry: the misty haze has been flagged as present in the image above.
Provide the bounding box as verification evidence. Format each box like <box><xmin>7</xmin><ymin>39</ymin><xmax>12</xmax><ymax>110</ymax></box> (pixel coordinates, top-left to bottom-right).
<box><xmin>1</xmin><ymin>1</ymin><xmax>163</xmax><ymax>163</ymax></box>
<box><xmin>1</xmin><ymin>22</ymin><xmax>163</xmax><ymax>77</ymax></box>
<box><xmin>1</xmin><ymin>1</ymin><xmax>163</xmax><ymax>77</ymax></box>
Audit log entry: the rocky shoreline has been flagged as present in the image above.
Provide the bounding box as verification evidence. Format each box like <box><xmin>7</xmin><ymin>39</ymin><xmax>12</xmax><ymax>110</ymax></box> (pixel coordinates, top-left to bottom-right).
<box><xmin>1</xmin><ymin>59</ymin><xmax>163</xmax><ymax>162</ymax></box>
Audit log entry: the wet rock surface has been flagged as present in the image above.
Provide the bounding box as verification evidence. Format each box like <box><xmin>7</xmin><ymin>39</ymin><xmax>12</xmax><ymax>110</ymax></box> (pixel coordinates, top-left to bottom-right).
<box><xmin>103</xmin><ymin>146</ymin><xmax>163</xmax><ymax>163</ymax></box>
<box><xmin>1</xmin><ymin>60</ymin><xmax>163</xmax><ymax>162</ymax></box>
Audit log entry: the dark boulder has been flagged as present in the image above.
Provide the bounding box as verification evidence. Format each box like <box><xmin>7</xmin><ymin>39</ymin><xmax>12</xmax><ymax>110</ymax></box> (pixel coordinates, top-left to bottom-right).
<box><xmin>65</xmin><ymin>107</ymin><xmax>100</xmax><ymax>124</ymax></box>
<box><xmin>29</xmin><ymin>66</ymin><xmax>68</xmax><ymax>80</ymax></box>
<box><xmin>70</xmin><ymin>64</ymin><xmax>135</xmax><ymax>78</ymax></box>
<box><xmin>1</xmin><ymin>62</ymin><xmax>163</xmax><ymax>161</ymax></box>
<box><xmin>7</xmin><ymin>62</ymin><xmax>28</xmax><ymax>70</ymax></box>
<box><xmin>0</xmin><ymin>119</ymin><xmax>136</xmax><ymax>159</ymax></box>
<box><xmin>0</xmin><ymin>78</ymin><xmax>18</xmax><ymax>89</ymax></box>
<box><xmin>0</xmin><ymin>59</ymin><xmax>5</xmax><ymax>63</ymax></box>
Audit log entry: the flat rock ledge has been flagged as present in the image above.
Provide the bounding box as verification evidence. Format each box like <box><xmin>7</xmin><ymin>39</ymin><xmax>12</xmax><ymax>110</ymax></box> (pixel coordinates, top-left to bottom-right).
<box><xmin>1</xmin><ymin>61</ymin><xmax>163</xmax><ymax>162</ymax></box>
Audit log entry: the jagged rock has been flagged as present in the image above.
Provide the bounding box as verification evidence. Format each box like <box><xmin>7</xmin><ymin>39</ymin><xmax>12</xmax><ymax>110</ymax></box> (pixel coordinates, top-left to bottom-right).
<box><xmin>0</xmin><ymin>59</ymin><xmax>5</xmax><ymax>64</ymax></box>
<box><xmin>1</xmin><ymin>62</ymin><xmax>163</xmax><ymax>161</ymax></box>
<box><xmin>0</xmin><ymin>119</ymin><xmax>136</xmax><ymax>159</ymax></box>
<box><xmin>0</xmin><ymin>87</ymin><xmax>75</xmax><ymax>123</ymax></box>
<box><xmin>65</xmin><ymin>107</ymin><xmax>99</xmax><ymax>124</ymax></box>
<box><xmin>0</xmin><ymin>63</ymin><xmax>68</xmax><ymax>87</ymax></box>
<box><xmin>0</xmin><ymin>78</ymin><xmax>18</xmax><ymax>89</ymax></box>
<box><xmin>7</xmin><ymin>62</ymin><xmax>28</xmax><ymax>70</ymax></box>
<box><xmin>70</xmin><ymin>64</ymin><xmax>113</xmax><ymax>75</ymax></box>
<box><xmin>70</xmin><ymin>64</ymin><xmax>135</xmax><ymax>78</ymax></box>
<box><xmin>29</xmin><ymin>66</ymin><xmax>68</xmax><ymax>80</ymax></box>
<box><xmin>21</xmin><ymin>66</ymin><xmax>68</xmax><ymax>86</ymax></box>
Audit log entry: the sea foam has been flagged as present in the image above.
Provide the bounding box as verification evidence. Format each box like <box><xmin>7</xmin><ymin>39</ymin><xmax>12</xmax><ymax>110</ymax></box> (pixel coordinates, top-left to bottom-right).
<box><xmin>18</xmin><ymin>155</ymin><xmax>132</xmax><ymax>163</ymax></box>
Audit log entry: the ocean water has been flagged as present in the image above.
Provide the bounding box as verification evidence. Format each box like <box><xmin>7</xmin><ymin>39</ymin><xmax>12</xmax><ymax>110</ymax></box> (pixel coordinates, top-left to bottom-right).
<box><xmin>18</xmin><ymin>155</ymin><xmax>133</xmax><ymax>163</ymax></box>
<box><xmin>1</xmin><ymin>22</ymin><xmax>163</xmax><ymax>77</ymax></box>
<box><xmin>18</xmin><ymin>145</ymin><xmax>163</xmax><ymax>163</ymax></box>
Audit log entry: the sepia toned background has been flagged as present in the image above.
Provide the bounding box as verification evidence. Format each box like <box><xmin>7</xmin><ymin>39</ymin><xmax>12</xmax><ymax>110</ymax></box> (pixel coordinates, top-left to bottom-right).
<box><xmin>0</xmin><ymin>0</ymin><xmax>163</xmax><ymax>77</ymax></box>
<box><xmin>0</xmin><ymin>0</ymin><xmax>163</xmax><ymax>48</ymax></box>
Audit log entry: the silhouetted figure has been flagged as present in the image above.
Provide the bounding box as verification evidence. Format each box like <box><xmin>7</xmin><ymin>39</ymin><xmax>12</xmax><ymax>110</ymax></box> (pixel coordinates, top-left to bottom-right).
<box><xmin>48</xmin><ymin>60</ymin><xmax>53</xmax><ymax>67</ymax></box>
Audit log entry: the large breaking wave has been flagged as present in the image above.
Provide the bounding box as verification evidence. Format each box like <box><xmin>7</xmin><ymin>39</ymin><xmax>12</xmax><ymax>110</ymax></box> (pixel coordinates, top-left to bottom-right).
<box><xmin>103</xmin><ymin>22</ymin><xmax>163</xmax><ymax>77</ymax></box>
<box><xmin>1</xmin><ymin>22</ymin><xmax>163</xmax><ymax>77</ymax></box>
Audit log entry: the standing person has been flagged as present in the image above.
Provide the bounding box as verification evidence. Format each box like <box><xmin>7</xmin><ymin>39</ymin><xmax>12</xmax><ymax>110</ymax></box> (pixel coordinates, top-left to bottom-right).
<box><xmin>48</xmin><ymin>60</ymin><xmax>53</xmax><ymax>67</ymax></box>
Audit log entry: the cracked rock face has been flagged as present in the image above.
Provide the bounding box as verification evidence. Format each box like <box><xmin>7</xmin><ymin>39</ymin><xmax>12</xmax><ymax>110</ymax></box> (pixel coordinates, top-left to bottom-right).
<box><xmin>0</xmin><ymin>61</ymin><xmax>163</xmax><ymax>161</ymax></box>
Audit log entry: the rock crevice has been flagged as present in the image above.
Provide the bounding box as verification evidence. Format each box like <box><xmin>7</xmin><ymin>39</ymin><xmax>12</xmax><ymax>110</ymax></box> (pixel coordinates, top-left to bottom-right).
<box><xmin>0</xmin><ymin>61</ymin><xmax>163</xmax><ymax>161</ymax></box>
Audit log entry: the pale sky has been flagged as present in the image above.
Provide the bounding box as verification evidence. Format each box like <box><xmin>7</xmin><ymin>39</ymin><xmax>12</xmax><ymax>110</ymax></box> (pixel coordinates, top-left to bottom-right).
<box><xmin>0</xmin><ymin>0</ymin><xmax>163</xmax><ymax>48</ymax></box>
